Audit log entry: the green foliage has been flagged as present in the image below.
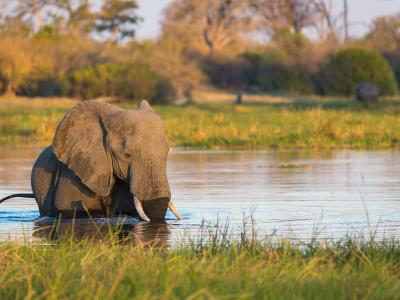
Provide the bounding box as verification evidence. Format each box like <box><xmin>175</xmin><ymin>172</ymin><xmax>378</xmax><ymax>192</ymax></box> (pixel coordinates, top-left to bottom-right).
<box><xmin>243</xmin><ymin>51</ymin><xmax>315</xmax><ymax>94</ymax></box>
<box><xmin>0</xmin><ymin>229</ymin><xmax>400</xmax><ymax>299</ymax></box>
<box><xmin>203</xmin><ymin>54</ymin><xmax>255</xmax><ymax>90</ymax></box>
<box><xmin>66</xmin><ymin>63</ymin><xmax>176</xmax><ymax>104</ymax></box>
<box><xmin>323</xmin><ymin>47</ymin><xmax>398</xmax><ymax>96</ymax></box>
<box><xmin>16</xmin><ymin>70</ymin><xmax>63</xmax><ymax>97</ymax></box>
<box><xmin>95</xmin><ymin>0</ymin><xmax>140</xmax><ymax>43</ymax></box>
<box><xmin>257</xmin><ymin>63</ymin><xmax>314</xmax><ymax>94</ymax></box>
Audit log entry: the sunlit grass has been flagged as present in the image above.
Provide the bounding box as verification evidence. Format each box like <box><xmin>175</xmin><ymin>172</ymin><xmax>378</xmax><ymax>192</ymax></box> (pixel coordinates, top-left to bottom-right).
<box><xmin>0</xmin><ymin>96</ymin><xmax>399</xmax><ymax>149</ymax></box>
<box><xmin>0</xmin><ymin>222</ymin><xmax>400</xmax><ymax>300</ymax></box>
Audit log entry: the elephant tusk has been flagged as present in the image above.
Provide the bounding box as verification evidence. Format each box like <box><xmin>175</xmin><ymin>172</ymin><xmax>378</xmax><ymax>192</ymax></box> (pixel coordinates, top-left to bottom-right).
<box><xmin>168</xmin><ymin>201</ymin><xmax>183</xmax><ymax>220</ymax></box>
<box><xmin>134</xmin><ymin>196</ymin><xmax>150</xmax><ymax>222</ymax></box>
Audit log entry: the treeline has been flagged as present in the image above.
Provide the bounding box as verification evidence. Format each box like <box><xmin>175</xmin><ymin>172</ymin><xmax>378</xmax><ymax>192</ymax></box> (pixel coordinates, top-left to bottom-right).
<box><xmin>0</xmin><ymin>0</ymin><xmax>399</xmax><ymax>103</ymax></box>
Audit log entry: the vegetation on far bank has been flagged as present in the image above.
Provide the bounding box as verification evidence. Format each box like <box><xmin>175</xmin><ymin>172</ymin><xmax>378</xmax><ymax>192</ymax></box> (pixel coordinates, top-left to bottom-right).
<box><xmin>0</xmin><ymin>229</ymin><xmax>399</xmax><ymax>299</ymax></box>
<box><xmin>1</xmin><ymin>1</ymin><xmax>400</xmax><ymax>104</ymax></box>
<box><xmin>0</xmin><ymin>95</ymin><xmax>399</xmax><ymax>150</ymax></box>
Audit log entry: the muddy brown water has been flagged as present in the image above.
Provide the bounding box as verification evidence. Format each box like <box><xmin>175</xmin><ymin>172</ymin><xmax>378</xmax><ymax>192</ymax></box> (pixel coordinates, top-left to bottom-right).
<box><xmin>0</xmin><ymin>148</ymin><xmax>399</xmax><ymax>245</ymax></box>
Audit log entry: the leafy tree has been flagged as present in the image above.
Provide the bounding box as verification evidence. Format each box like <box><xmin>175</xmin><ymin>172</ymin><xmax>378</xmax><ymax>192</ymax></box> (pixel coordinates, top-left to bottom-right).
<box><xmin>95</xmin><ymin>0</ymin><xmax>140</xmax><ymax>44</ymax></box>
<box><xmin>148</xmin><ymin>35</ymin><xmax>205</xmax><ymax>102</ymax></box>
<box><xmin>364</xmin><ymin>15</ymin><xmax>400</xmax><ymax>55</ymax></box>
<box><xmin>66</xmin><ymin>62</ymin><xmax>176</xmax><ymax>104</ymax></box>
<box><xmin>363</xmin><ymin>15</ymin><xmax>400</xmax><ymax>85</ymax></box>
<box><xmin>324</xmin><ymin>47</ymin><xmax>398</xmax><ymax>96</ymax></box>
<box><xmin>0</xmin><ymin>35</ymin><xmax>33</xmax><ymax>95</ymax></box>
<box><xmin>57</xmin><ymin>0</ymin><xmax>94</xmax><ymax>36</ymax></box>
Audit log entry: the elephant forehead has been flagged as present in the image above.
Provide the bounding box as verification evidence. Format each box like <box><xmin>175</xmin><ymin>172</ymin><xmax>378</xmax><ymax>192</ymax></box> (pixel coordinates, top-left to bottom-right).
<box><xmin>130</xmin><ymin>110</ymin><xmax>164</xmax><ymax>126</ymax></box>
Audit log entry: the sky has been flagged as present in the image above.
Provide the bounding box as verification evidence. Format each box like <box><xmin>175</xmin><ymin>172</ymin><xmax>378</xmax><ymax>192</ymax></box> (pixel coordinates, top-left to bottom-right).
<box><xmin>135</xmin><ymin>0</ymin><xmax>400</xmax><ymax>40</ymax></box>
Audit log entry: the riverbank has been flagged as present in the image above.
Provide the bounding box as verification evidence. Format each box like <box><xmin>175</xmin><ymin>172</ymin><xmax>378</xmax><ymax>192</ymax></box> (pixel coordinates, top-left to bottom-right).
<box><xmin>0</xmin><ymin>233</ymin><xmax>399</xmax><ymax>299</ymax></box>
<box><xmin>0</xmin><ymin>96</ymin><xmax>399</xmax><ymax>149</ymax></box>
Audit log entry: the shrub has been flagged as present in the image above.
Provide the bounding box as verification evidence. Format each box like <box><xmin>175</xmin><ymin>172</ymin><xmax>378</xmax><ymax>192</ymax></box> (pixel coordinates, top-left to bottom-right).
<box><xmin>203</xmin><ymin>54</ymin><xmax>256</xmax><ymax>90</ymax></box>
<box><xmin>16</xmin><ymin>70</ymin><xmax>63</xmax><ymax>97</ymax></box>
<box><xmin>66</xmin><ymin>63</ymin><xmax>176</xmax><ymax>104</ymax></box>
<box><xmin>244</xmin><ymin>51</ymin><xmax>315</xmax><ymax>95</ymax></box>
<box><xmin>323</xmin><ymin>47</ymin><xmax>398</xmax><ymax>96</ymax></box>
<box><xmin>256</xmin><ymin>63</ymin><xmax>314</xmax><ymax>94</ymax></box>
<box><xmin>0</xmin><ymin>35</ymin><xmax>33</xmax><ymax>94</ymax></box>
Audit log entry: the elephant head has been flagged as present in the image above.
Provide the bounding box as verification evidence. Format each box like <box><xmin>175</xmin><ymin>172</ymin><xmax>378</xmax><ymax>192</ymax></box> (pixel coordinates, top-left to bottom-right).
<box><xmin>51</xmin><ymin>100</ymin><xmax>181</xmax><ymax>221</ymax></box>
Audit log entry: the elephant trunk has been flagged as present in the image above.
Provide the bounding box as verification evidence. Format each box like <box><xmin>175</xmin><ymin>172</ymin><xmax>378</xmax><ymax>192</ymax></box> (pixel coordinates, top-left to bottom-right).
<box><xmin>130</xmin><ymin>160</ymin><xmax>171</xmax><ymax>221</ymax></box>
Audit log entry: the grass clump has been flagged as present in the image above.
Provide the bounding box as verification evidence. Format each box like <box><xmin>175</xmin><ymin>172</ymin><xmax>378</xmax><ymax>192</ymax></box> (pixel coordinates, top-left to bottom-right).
<box><xmin>0</xmin><ymin>96</ymin><xmax>399</xmax><ymax>149</ymax></box>
<box><xmin>0</xmin><ymin>225</ymin><xmax>400</xmax><ymax>300</ymax></box>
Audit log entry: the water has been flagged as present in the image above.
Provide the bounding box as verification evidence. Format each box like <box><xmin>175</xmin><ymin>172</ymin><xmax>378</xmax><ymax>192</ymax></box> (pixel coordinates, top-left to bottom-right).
<box><xmin>0</xmin><ymin>148</ymin><xmax>399</xmax><ymax>244</ymax></box>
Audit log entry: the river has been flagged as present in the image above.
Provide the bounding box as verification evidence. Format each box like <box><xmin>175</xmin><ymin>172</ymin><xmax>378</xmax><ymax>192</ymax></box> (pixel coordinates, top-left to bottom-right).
<box><xmin>0</xmin><ymin>148</ymin><xmax>399</xmax><ymax>245</ymax></box>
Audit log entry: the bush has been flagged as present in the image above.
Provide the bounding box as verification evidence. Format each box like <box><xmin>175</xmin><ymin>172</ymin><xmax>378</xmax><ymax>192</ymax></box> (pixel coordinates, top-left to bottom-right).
<box><xmin>256</xmin><ymin>63</ymin><xmax>314</xmax><ymax>94</ymax></box>
<box><xmin>16</xmin><ymin>70</ymin><xmax>63</xmax><ymax>97</ymax></box>
<box><xmin>244</xmin><ymin>51</ymin><xmax>315</xmax><ymax>95</ymax></box>
<box><xmin>66</xmin><ymin>63</ymin><xmax>176</xmax><ymax>104</ymax></box>
<box><xmin>323</xmin><ymin>47</ymin><xmax>398</xmax><ymax>96</ymax></box>
<box><xmin>203</xmin><ymin>54</ymin><xmax>256</xmax><ymax>90</ymax></box>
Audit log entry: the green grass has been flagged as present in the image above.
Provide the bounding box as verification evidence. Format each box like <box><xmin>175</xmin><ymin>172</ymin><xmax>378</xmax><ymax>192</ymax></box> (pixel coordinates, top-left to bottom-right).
<box><xmin>1</xmin><ymin>96</ymin><xmax>400</xmax><ymax>149</ymax></box>
<box><xmin>1</xmin><ymin>227</ymin><xmax>400</xmax><ymax>299</ymax></box>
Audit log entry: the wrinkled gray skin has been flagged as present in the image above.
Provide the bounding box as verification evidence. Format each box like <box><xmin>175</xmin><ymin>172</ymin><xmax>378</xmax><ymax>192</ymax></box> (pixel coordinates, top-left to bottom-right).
<box><xmin>32</xmin><ymin>100</ymin><xmax>171</xmax><ymax>221</ymax></box>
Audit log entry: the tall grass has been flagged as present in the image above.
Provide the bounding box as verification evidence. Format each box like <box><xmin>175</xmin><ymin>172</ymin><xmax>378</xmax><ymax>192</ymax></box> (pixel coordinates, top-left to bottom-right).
<box><xmin>0</xmin><ymin>96</ymin><xmax>399</xmax><ymax>149</ymax></box>
<box><xmin>0</xmin><ymin>220</ymin><xmax>400</xmax><ymax>299</ymax></box>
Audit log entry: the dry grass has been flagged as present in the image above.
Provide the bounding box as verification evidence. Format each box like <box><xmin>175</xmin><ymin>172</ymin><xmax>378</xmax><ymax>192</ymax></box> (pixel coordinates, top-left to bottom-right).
<box><xmin>0</xmin><ymin>96</ymin><xmax>78</xmax><ymax>108</ymax></box>
<box><xmin>0</xmin><ymin>95</ymin><xmax>399</xmax><ymax>149</ymax></box>
<box><xmin>192</xmin><ymin>89</ymin><xmax>293</xmax><ymax>104</ymax></box>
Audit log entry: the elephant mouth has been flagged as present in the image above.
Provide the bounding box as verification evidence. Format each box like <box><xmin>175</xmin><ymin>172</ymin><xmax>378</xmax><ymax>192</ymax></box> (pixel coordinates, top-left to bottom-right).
<box><xmin>133</xmin><ymin>196</ymin><xmax>182</xmax><ymax>222</ymax></box>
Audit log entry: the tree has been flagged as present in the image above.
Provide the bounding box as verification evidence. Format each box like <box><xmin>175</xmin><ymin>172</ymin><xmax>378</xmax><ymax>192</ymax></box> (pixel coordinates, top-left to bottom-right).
<box><xmin>324</xmin><ymin>47</ymin><xmax>398</xmax><ymax>96</ymax></box>
<box><xmin>0</xmin><ymin>0</ymin><xmax>56</xmax><ymax>31</ymax></box>
<box><xmin>95</xmin><ymin>0</ymin><xmax>140</xmax><ymax>44</ymax></box>
<box><xmin>0</xmin><ymin>0</ymin><xmax>94</xmax><ymax>36</ymax></box>
<box><xmin>202</xmin><ymin>0</ymin><xmax>256</xmax><ymax>53</ymax></box>
<box><xmin>56</xmin><ymin>0</ymin><xmax>94</xmax><ymax>36</ymax></box>
<box><xmin>253</xmin><ymin>0</ymin><xmax>318</xmax><ymax>37</ymax></box>
<box><xmin>162</xmin><ymin>0</ymin><xmax>256</xmax><ymax>54</ymax></box>
<box><xmin>311</xmin><ymin>0</ymin><xmax>341</xmax><ymax>45</ymax></box>
<box><xmin>149</xmin><ymin>34</ymin><xmax>205</xmax><ymax>102</ymax></box>
<box><xmin>0</xmin><ymin>36</ymin><xmax>33</xmax><ymax>95</ymax></box>
<box><xmin>364</xmin><ymin>15</ymin><xmax>400</xmax><ymax>55</ymax></box>
<box><xmin>364</xmin><ymin>15</ymin><xmax>400</xmax><ymax>85</ymax></box>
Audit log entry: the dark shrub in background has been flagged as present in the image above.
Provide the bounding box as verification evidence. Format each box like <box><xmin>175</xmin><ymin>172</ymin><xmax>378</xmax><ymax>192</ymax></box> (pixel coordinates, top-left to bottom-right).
<box><xmin>66</xmin><ymin>63</ymin><xmax>176</xmax><ymax>104</ymax></box>
<box><xmin>243</xmin><ymin>51</ymin><xmax>315</xmax><ymax>95</ymax></box>
<box><xmin>203</xmin><ymin>54</ymin><xmax>256</xmax><ymax>90</ymax></box>
<box><xmin>256</xmin><ymin>63</ymin><xmax>314</xmax><ymax>94</ymax></box>
<box><xmin>203</xmin><ymin>48</ymin><xmax>316</xmax><ymax>95</ymax></box>
<box><xmin>323</xmin><ymin>47</ymin><xmax>398</xmax><ymax>96</ymax></box>
<box><xmin>16</xmin><ymin>70</ymin><xmax>63</xmax><ymax>97</ymax></box>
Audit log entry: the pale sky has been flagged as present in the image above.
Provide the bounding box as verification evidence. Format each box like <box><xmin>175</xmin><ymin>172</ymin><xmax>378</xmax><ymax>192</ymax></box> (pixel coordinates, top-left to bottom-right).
<box><xmin>135</xmin><ymin>0</ymin><xmax>400</xmax><ymax>40</ymax></box>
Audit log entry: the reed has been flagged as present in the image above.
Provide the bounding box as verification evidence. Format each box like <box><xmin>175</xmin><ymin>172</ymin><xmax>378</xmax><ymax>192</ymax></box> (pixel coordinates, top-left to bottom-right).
<box><xmin>0</xmin><ymin>220</ymin><xmax>399</xmax><ymax>300</ymax></box>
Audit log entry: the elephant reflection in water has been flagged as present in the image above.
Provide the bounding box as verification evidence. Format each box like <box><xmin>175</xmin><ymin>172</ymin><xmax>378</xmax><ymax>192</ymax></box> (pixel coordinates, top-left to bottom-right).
<box><xmin>33</xmin><ymin>219</ymin><xmax>171</xmax><ymax>247</ymax></box>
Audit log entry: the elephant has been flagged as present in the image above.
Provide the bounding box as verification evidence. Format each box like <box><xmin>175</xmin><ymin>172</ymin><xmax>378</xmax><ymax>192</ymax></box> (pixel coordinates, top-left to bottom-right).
<box><xmin>0</xmin><ymin>100</ymin><xmax>182</xmax><ymax>222</ymax></box>
<box><xmin>356</xmin><ymin>81</ymin><xmax>379</xmax><ymax>103</ymax></box>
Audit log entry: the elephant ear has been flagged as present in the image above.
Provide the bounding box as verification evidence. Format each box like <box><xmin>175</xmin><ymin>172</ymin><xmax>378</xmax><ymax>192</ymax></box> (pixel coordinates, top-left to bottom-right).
<box><xmin>51</xmin><ymin>101</ymin><xmax>113</xmax><ymax>196</ymax></box>
<box><xmin>139</xmin><ymin>100</ymin><xmax>154</xmax><ymax>112</ymax></box>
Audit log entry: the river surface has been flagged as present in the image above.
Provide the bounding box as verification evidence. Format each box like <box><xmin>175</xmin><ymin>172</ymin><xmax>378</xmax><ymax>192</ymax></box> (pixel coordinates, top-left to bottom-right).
<box><xmin>0</xmin><ymin>148</ymin><xmax>399</xmax><ymax>245</ymax></box>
